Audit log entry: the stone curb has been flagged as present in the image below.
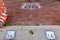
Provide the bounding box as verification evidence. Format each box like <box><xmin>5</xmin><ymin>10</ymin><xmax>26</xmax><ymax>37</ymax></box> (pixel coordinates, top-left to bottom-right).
<box><xmin>0</xmin><ymin>25</ymin><xmax>60</xmax><ymax>30</ymax></box>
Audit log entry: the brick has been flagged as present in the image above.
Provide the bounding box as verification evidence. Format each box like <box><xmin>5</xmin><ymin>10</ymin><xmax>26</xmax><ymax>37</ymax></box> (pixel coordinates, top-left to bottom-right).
<box><xmin>4</xmin><ymin>0</ymin><xmax>60</xmax><ymax>25</ymax></box>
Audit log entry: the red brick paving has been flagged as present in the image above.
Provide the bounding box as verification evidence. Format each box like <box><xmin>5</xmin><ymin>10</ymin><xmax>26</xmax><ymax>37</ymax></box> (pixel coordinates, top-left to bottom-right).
<box><xmin>4</xmin><ymin>0</ymin><xmax>60</xmax><ymax>25</ymax></box>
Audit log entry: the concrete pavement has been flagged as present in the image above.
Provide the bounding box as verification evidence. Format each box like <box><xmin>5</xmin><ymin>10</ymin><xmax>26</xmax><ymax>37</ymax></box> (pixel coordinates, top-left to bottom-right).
<box><xmin>0</xmin><ymin>26</ymin><xmax>60</xmax><ymax>40</ymax></box>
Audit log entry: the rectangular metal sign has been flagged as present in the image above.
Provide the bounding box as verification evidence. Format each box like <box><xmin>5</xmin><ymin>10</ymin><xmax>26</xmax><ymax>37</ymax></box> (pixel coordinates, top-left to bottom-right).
<box><xmin>45</xmin><ymin>30</ymin><xmax>56</xmax><ymax>40</ymax></box>
<box><xmin>5</xmin><ymin>30</ymin><xmax>16</xmax><ymax>39</ymax></box>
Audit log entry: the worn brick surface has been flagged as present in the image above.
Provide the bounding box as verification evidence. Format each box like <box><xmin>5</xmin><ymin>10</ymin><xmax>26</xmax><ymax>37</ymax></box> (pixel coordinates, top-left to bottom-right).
<box><xmin>4</xmin><ymin>0</ymin><xmax>60</xmax><ymax>25</ymax></box>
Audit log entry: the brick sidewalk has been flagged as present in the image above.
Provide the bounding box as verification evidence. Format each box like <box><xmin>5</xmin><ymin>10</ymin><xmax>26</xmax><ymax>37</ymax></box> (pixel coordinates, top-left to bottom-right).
<box><xmin>4</xmin><ymin>0</ymin><xmax>60</xmax><ymax>25</ymax></box>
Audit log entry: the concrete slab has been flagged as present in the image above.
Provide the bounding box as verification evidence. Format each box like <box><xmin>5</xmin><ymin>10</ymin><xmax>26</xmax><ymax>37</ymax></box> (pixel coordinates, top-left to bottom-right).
<box><xmin>16</xmin><ymin>29</ymin><xmax>32</xmax><ymax>40</ymax></box>
<box><xmin>0</xmin><ymin>26</ymin><xmax>60</xmax><ymax>40</ymax></box>
<box><xmin>33</xmin><ymin>30</ymin><xmax>45</xmax><ymax>40</ymax></box>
